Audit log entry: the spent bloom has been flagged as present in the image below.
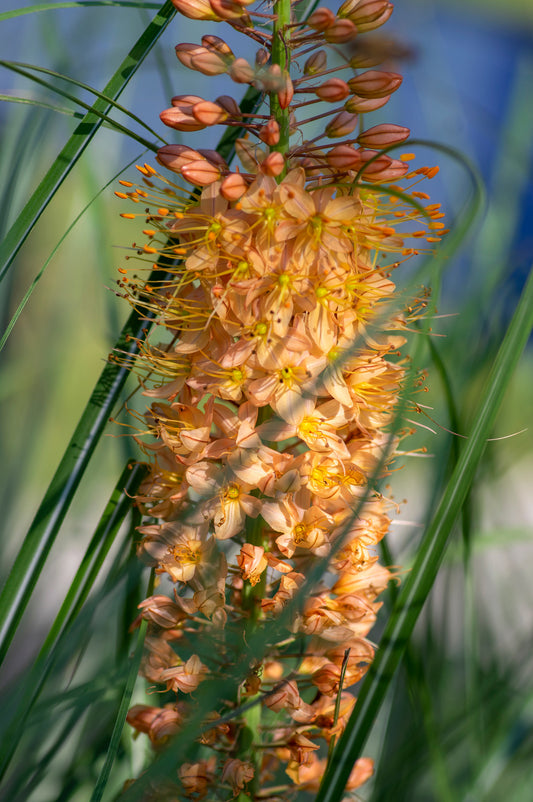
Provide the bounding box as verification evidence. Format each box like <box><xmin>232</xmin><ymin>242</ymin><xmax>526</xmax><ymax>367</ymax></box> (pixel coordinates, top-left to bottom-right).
<box><xmin>114</xmin><ymin>0</ymin><xmax>446</xmax><ymax>798</ymax></box>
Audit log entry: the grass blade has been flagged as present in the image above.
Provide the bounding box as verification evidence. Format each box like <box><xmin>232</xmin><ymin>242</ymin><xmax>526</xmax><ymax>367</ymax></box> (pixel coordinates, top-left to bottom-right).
<box><xmin>314</xmin><ymin>266</ymin><xmax>533</xmax><ymax>802</ymax></box>
<box><xmin>0</xmin><ymin>256</ymin><xmax>169</xmax><ymax>667</ymax></box>
<box><xmin>0</xmin><ymin>0</ymin><xmax>176</xmax><ymax>284</ymax></box>
<box><xmin>90</xmin><ymin>571</ymin><xmax>154</xmax><ymax>802</ymax></box>
<box><xmin>0</xmin><ymin>2</ymin><xmax>161</xmax><ymax>22</ymax></box>
<box><xmin>0</xmin><ymin>60</ymin><xmax>165</xmax><ymax>145</ymax></box>
<box><xmin>0</xmin><ymin>461</ymin><xmax>146</xmax><ymax>780</ymax></box>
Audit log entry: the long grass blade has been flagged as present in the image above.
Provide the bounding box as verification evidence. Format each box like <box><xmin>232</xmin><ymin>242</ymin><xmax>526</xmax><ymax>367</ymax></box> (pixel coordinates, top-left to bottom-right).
<box><xmin>314</xmin><ymin>266</ymin><xmax>533</xmax><ymax>802</ymax></box>
<box><xmin>0</xmin><ymin>61</ymin><xmax>161</xmax><ymax>153</ymax></box>
<box><xmin>0</xmin><ymin>60</ymin><xmax>165</xmax><ymax>144</ymax></box>
<box><xmin>0</xmin><ymin>462</ymin><xmax>146</xmax><ymax>780</ymax></box>
<box><xmin>0</xmin><ymin>2</ymin><xmax>161</xmax><ymax>21</ymax></box>
<box><xmin>0</xmin><ymin>152</ymin><xmax>144</xmax><ymax>354</ymax></box>
<box><xmin>0</xmin><ymin>0</ymin><xmax>176</xmax><ymax>284</ymax></box>
<box><xmin>90</xmin><ymin>571</ymin><xmax>154</xmax><ymax>802</ymax></box>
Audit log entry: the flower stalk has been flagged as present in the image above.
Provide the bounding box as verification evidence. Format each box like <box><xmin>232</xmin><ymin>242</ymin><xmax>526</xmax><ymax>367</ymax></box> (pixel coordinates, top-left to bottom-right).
<box><xmin>115</xmin><ymin>1</ymin><xmax>446</xmax><ymax>799</ymax></box>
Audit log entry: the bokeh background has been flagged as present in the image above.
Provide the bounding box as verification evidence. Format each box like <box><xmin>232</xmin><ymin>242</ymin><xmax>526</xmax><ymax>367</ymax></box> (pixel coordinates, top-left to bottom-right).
<box><xmin>1</xmin><ymin>1</ymin><xmax>532</xmax><ymax>799</ymax></box>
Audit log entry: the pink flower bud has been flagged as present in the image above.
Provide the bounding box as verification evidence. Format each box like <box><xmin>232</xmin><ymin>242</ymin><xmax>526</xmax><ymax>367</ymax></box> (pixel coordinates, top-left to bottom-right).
<box><xmin>344</xmin><ymin>93</ymin><xmax>391</xmax><ymax>113</ymax></box>
<box><xmin>359</xmin><ymin>150</ymin><xmax>408</xmax><ymax>181</ymax></box>
<box><xmin>156</xmin><ymin>144</ymin><xmax>204</xmax><ymax>173</ymax></box>
<box><xmin>181</xmin><ymin>160</ymin><xmax>222</xmax><ymax>185</ymax></box>
<box><xmin>304</xmin><ymin>49</ymin><xmax>327</xmax><ymax>75</ymax></box>
<box><xmin>258</xmin><ymin>119</ymin><xmax>280</xmax><ymax>145</ymax></box>
<box><xmin>325</xmin><ymin>110</ymin><xmax>359</xmax><ymax>138</ymax></box>
<box><xmin>171</xmin><ymin>94</ymin><xmax>204</xmax><ymax>112</ymax></box>
<box><xmin>220</xmin><ymin>172</ymin><xmax>249</xmax><ymax>200</ymax></box>
<box><xmin>339</xmin><ymin>0</ymin><xmax>391</xmax><ymax>24</ymax></box>
<box><xmin>356</xmin><ymin>4</ymin><xmax>393</xmax><ymax>31</ymax></box>
<box><xmin>197</xmin><ymin>149</ymin><xmax>229</xmax><ymax>169</ymax></box>
<box><xmin>171</xmin><ymin>0</ymin><xmax>219</xmax><ymax>20</ymax></box>
<box><xmin>326</xmin><ymin>143</ymin><xmax>362</xmax><ymax>170</ymax></box>
<box><xmin>324</xmin><ymin>18</ymin><xmax>358</xmax><ymax>43</ymax></box>
<box><xmin>209</xmin><ymin>0</ymin><xmax>248</xmax><ymax>20</ymax></box>
<box><xmin>357</xmin><ymin>123</ymin><xmax>410</xmax><ymax>148</ymax></box>
<box><xmin>260</xmin><ymin>63</ymin><xmax>284</xmax><ymax>92</ymax></box>
<box><xmin>229</xmin><ymin>57</ymin><xmax>255</xmax><ymax>84</ymax></box>
<box><xmin>306</xmin><ymin>7</ymin><xmax>335</xmax><ymax>31</ymax></box>
<box><xmin>348</xmin><ymin>70</ymin><xmax>402</xmax><ymax>99</ymax></box>
<box><xmin>192</xmin><ymin>100</ymin><xmax>228</xmax><ymax>125</ymax></box>
<box><xmin>160</xmin><ymin>107</ymin><xmax>206</xmax><ymax>131</ymax></box>
<box><xmin>256</xmin><ymin>47</ymin><xmax>269</xmax><ymax>66</ymax></box>
<box><xmin>261</xmin><ymin>151</ymin><xmax>285</xmax><ymax>177</ymax></box>
<box><xmin>314</xmin><ymin>78</ymin><xmax>351</xmax><ymax>102</ymax></box>
<box><xmin>215</xmin><ymin>94</ymin><xmax>241</xmax><ymax>116</ymax></box>
<box><xmin>278</xmin><ymin>70</ymin><xmax>294</xmax><ymax>109</ymax></box>
<box><xmin>201</xmin><ymin>34</ymin><xmax>234</xmax><ymax>56</ymax></box>
<box><xmin>175</xmin><ymin>43</ymin><xmax>202</xmax><ymax>70</ymax></box>
<box><xmin>191</xmin><ymin>48</ymin><xmax>231</xmax><ymax>75</ymax></box>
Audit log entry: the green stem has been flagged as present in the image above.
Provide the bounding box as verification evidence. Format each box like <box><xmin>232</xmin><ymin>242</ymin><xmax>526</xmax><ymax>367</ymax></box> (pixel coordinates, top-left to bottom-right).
<box><xmin>270</xmin><ymin>0</ymin><xmax>292</xmax><ymax>172</ymax></box>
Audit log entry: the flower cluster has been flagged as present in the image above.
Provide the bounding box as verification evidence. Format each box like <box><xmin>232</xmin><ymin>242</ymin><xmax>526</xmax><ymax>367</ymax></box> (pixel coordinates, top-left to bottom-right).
<box><xmin>115</xmin><ymin>0</ymin><xmax>445</xmax><ymax>799</ymax></box>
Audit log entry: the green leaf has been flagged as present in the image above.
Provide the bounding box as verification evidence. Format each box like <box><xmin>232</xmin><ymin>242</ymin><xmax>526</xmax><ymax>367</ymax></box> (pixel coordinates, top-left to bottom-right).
<box><xmin>0</xmin><ymin>153</ymin><xmax>144</xmax><ymax>355</ymax></box>
<box><xmin>0</xmin><ymin>60</ymin><xmax>165</xmax><ymax>145</ymax></box>
<box><xmin>0</xmin><ymin>1</ymin><xmax>161</xmax><ymax>21</ymax></box>
<box><xmin>0</xmin><ymin>258</ymin><xmax>170</xmax><ymax>668</ymax></box>
<box><xmin>314</xmin><ymin>267</ymin><xmax>533</xmax><ymax>802</ymax></box>
<box><xmin>90</xmin><ymin>570</ymin><xmax>154</xmax><ymax>802</ymax></box>
<box><xmin>0</xmin><ymin>0</ymin><xmax>176</xmax><ymax>285</ymax></box>
<box><xmin>0</xmin><ymin>462</ymin><xmax>146</xmax><ymax>780</ymax></box>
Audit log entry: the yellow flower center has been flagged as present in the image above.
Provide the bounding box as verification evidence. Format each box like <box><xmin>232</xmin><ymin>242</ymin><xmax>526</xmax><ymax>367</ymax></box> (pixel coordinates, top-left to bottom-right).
<box><xmin>293</xmin><ymin>523</ymin><xmax>308</xmax><ymax>543</ymax></box>
<box><xmin>225</xmin><ymin>485</ymin><xmax>240</xmax><ymax>500</ymax></box>
<box><xmin>231</xmin><ymin>368</ymin><xmax>244</xmax><ymax>383</ymax></box>
<box><xmin>278</xmin><ymin>273</ymin><xmax>291</xmax><ymax>288</ymax></box>
<box><xmin>254</xmin><ymin>322</ymin><xmax>268</xmax><ymax>336</ymax></box>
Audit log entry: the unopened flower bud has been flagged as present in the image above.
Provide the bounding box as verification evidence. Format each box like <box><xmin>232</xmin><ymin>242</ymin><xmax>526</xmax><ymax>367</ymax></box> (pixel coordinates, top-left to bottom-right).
<box><xmin>306</xmin><ymin>7</ymin><xmax>335</xmax><ymax>31</ymax></box>
<box><xmin>255</xmin><ymin>47</ymin><xmax>269</xmax><ymax>66</ymax></box>
<box><xmin>314</xmin><ymin>78</ymin><xmax>351</xmax><ymax>102</ymax></box>
<box><xmin>339</xmin><ymin>0</ymin><xmax>391</xmax><ymax>24</ymax></box>
<box><xmin>201</xmin><ymin>34</ymin><xmax>233</xmax><ymax>56</ymax></box>
<box><xmin>171</xmin><ymin>0</ymin><xmax>219</xmax><ymax>20</ymax></box>
<box><xmin>258</xmin><ymin>119</ymin><xmax>280</xmax><ymax>146</ymax></box>
<box><xmin>215</xmin><ymin>95</ymin><xmax>241</xmax><ymax>117</ymax></box>
<box><xmin>197</xmin><ymin>149</ymin><xmax>229</xmax><ymax>169</ymax></box>
<box><xmin>326</xmin><ymin>143</ymin><xmax>362</xmax><ymax>170</ymax></box>
<box><xmin>359</xmin><ymin>150</ymin><xmax>408</xmax><ymax>181</ymax></box>
<box><xmin>261</xmin><ymin>151</ymin><xmax>285</xmax><ymax>177</ymax></box>
<box><xmin>344</xmin><ymin>92</ymin><xmax>391</xmax><ymax>113</ymax></box>
<box><xmin>277</xmin><ymin>70</ymin><xmax>294</xmax><ymax>109</ymax></box>
<box><xmin>160</xmin><ymin>107</ymin><xmax>206</xmax><ymax>131</ymax></box>
<box><xmin>325</xmin><ymin>110</ymin><xmax>359</xmax><ymax>138</ymax></box>
<box><xmin>175</xmin><ymin>43</ymin><xmax>201</xmax><ymax>70</ymax></box>
<box><xmin>181</xmin><ymin>159</ymin><xmax>222</xmax><ymax>185</ymax></box>
<box><xmin>156</xmin><ymin>144</ymin><xmax>204</xmax><ymax>173</ymax></box>
<box><xmin>209</xmin><ymin>0</ymin><xmax>248</xmax><ymax>20</ymax></box>
<box><xmin>220</xmin><ymin>171</ymin><xmax>249</xmax><ymax>200</ymax></box>
<box><xmin>192</xmin><ymin>100</ymin><xmax>228</xmax><ymax>125</ymax></box>
<box><xmin>304</xmin><ymin>49</ymin><xmax>327</xmax><ymax>75</ymax></box>
<box><xmin>357</xmin><ymin>123</ymin><xmax>410</xmax><ymax>148</ymax></box>
<box><xmin>171</xmin><ymin>94</ymin><xmax>204</xmax><ymax>112</ymax></box>
<box><xmin>356</xmin><ymin>4</ymin><xmax>393</xmax><ymax>31</ymax></box>
<box><xmin>348</xmin><ymin>70</ymin><xmax>402</xmax><ymax>99</ymax></box>
<box><xmin>324</xmin><ymin>18</ymin><xmax>358</xmax><ymax>43</ymax></box>
<box><xmin>191</xmin><ymin>48</ymin><xmax>232</xmax><ymax>75</ymax></box>
<box><xmin>229</xmin><ymin>57</ymin><xmax>255</xmax><ymax>83</ymax></box>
